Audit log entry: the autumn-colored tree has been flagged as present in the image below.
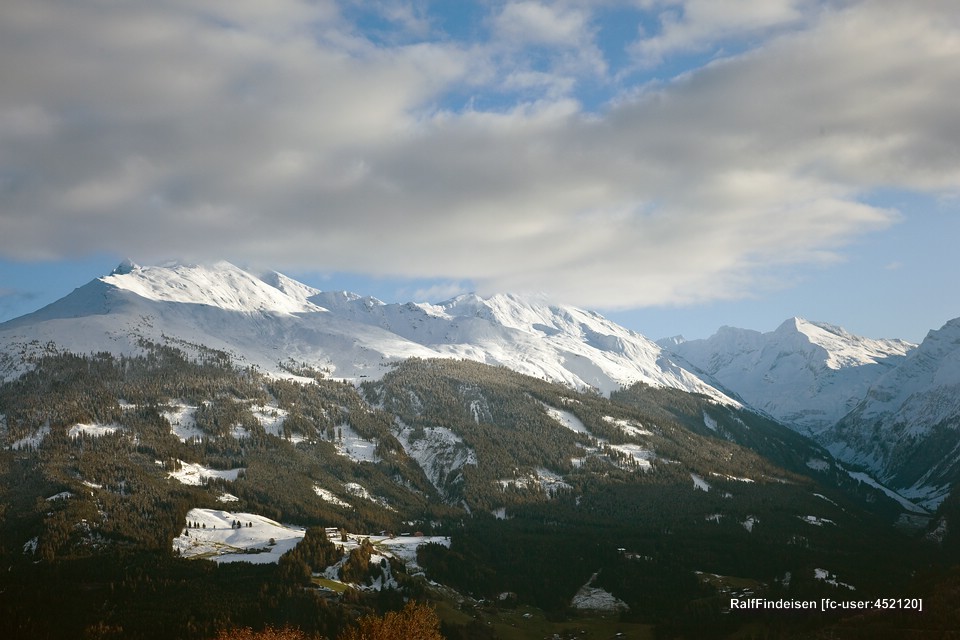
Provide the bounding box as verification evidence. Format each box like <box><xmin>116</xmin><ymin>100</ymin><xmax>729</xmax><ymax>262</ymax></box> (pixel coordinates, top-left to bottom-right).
<box><xmin>213</xmin><ymin>625</ymin><xmax>312</xmax><ymax>640</ymax></box>
<box><xmin>338</xmin><ymin>601</ymin><xmax>442</xmax><ymax>640</ymax></box>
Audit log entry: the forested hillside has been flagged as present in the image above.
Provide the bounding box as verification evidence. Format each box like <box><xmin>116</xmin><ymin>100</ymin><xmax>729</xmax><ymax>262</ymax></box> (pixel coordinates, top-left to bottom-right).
<box><xmin>0</xmin><ymin>346</ymin><xmax>949</xmax><ymax>638</ymax></box>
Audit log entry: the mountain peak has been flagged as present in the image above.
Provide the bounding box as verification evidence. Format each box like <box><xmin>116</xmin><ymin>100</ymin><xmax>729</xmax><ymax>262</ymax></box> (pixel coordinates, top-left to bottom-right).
<box><xmin>100</xmin><ymin>261</ymin><xmax>325</xmax><ymax>315</ymax></box>
<box><xmin>775</xmin><ymin>316</ymin><xmax>815</xmax><ymax>334</ymax></box>
<box><xmin>110</xmin><ymin>258</ymin><xmax>140</xmax><ymax>276</ymax></box>
<box><xmin>662</xmin><ymin>317</ymin><xmax>916</xmax><ymax>433</ymax></box>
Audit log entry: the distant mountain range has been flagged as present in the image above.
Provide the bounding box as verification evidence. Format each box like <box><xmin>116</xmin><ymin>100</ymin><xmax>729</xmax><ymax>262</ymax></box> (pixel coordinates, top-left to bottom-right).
<box><xmin>658</xmin><ymin>318</ymin><xmax>915</xmax><ymax>435</ymax></box>
<box><xmin>2</xmin><ymin>260</ymin><xmax>958</xmax><ymax>509</ymax></box>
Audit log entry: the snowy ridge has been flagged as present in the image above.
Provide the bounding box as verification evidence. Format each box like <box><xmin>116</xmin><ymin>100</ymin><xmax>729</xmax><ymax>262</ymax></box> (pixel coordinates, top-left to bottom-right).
<box><xmin>102</xmin><ymin>261</ymin><xmax>326</xmax><ymax>314</ymax></box>
<box><xmin>0</xmin><ymin>261</ymin><xmax>737</xmax><ymax>402</ymax></box>
<box><xmin>661</xmin><ymin>317</ymin><xmax>914</xmax><ymax>434</ymax></box>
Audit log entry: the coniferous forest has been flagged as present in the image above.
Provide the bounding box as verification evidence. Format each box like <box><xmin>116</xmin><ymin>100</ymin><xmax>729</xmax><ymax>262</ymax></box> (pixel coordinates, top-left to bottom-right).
<box><xmin>1</xmin><ymin>344</ymin><xmax>958</xmax><ymax>638</ymax></box>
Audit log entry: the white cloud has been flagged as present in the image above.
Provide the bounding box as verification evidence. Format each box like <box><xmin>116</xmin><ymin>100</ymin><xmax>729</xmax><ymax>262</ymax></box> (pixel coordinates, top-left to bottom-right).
<box><xmin>0</xmin><ymin>0</ymin><xmax>957</xmax><ymax>309</ymax></box>
<box><xmin>410</xmin><ymin>282</ymin><xmax>470</xmax><ymax>302</ymax></box>
<box><xmin>494</xmin><ymin>1</ymin><xmax>589</xmax><ymax>45</ymax></box>
<box><xmin>628</xmin><ymin>0</ymin><xmax>809</xmax><ymax>65</ymax></box>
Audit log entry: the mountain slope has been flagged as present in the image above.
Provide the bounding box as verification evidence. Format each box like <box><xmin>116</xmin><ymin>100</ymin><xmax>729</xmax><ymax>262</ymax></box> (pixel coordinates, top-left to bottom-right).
<box><xmin>824</xmin><ymin>317</ymin><xmax>960</xmax><ymax>509</ymax></box>
<box><xmin>659</xmin><ymin>318</ymin><xmax>914</xmax><ymax>435</ymax></box>
<box><xmin>0</xmin><ymin>269</ymin><xmax>942</xmax><ymax>638</ymax></box>
<box><xmin>0</xmin><ymin>261</ymin><xmax>734</xmax><ymax>402</ymax></box>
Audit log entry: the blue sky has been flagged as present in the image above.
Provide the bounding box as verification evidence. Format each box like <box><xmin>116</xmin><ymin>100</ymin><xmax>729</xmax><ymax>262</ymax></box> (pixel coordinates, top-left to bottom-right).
<box><xmin>1</xmin><ymin>1</ymin><xmax>958</xmax><ymax>343</ymax></box>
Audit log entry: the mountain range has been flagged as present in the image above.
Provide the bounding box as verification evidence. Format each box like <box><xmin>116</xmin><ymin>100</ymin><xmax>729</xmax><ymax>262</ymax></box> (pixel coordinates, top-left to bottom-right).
<box><xmin>3</xmin><ymin>260</ymin><xmax>960</xmax><ymax>638</ymax></box>
<box><xmin>0</xmin><ymin>260</ymin><xmax>732</xmax><ymax>400</ymax></box>
<box><xmin>2</xmin><ymin>260</ymin><xmax>959</xmax><ymax>512</ymax></box>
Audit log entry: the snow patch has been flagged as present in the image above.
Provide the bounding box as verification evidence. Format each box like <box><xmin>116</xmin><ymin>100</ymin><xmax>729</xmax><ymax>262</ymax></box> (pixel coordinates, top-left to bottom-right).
<box><xmin>703</xmin><ymin>412</ymin><xmax>719</xmax><ymax>432</ymax></box>
<box><xmin>571</xmin><ymin>572</ymin><xmax>628</xmax><ymax>612</ymax></box>
<box><xmin>376</xmin><ymin>535</ymin><xmax>450</xmax><ymax>574</ymax></box>
<box><xmin>68</xmin><ymin>423</ymin><xmax>121</xmax><ymax>438</ymax></box>
<box><xmin>710</xmin><ymin>472</ymin><xmax>754</xmax><ymax>483</ymax></box>
<box><xmin>168</xmin><ymin>461</ymin><xmax>244</xmax><ymax>486</ymax></box>
<box><xmin>250</xmin><ymin>403</ymin><xmax>289</xmax><ymax>438</ymax></box>
<box><xmin>814</xmin><ymin>568</ymin><xmax>855</xmax><ymax>590</ymax></box>
<box><xmin>9</xmin><ymin>425</ymin><xmax>50</xmax><ymax>450</ymax></box>
<box><xmin>691</xmin><ymin>473</ymin><xmax>711</xmax><ymax>492</ymax></box>
<box><xmin>313</xmin><ymin>484</ymin><xmax>351</xmax><ymax>508</ymax></box>
<box><xmin>394</xmin><ymin>421</ymin><xmax>477</xmax><ymax>493</ymax></box>
<box><xmin>173</xmin><ymin>508</ymin><xmax>305</xmax><ymax>564</ymax></box>
<box><xmin>846</xmin><ymin>470</ymin><xmax>929</xmax><ymax>514</ymax></box>
<box><xmin>602</xmin><ymin>416</ymin><xmax>653</xmax><ymax>437</ymax></box>
<box><xmin>344</xmin><ymin>482</ymin><xmax>394</xmax><ymax>510</ymax></box>
<box><xmin>544</xmin><ymin>405</ymin><xmax>590</xmax><ymax>435</ymax></box>
<box><xmin>163</xmin><ymin>403</ymin><xmax>204</xmax><ymax>442</ymax></box>
<box><xmin>335</xmin><ymin>423</ymin><xmax>380</xmax><ymax>463</ymax></box>
<box><xmin>607</xmin><ymin>444</ymin><xmax>654</xmax><ymax>470</ymax></box>
<box><xmin>498</xmin><ymin>468</ymin><xmax>572</xmax><ymax>496</ymax></box>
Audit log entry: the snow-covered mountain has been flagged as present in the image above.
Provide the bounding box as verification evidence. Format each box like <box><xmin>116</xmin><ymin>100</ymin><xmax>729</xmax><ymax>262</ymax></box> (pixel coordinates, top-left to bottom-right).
<box><xmin>822</xmin><ymin>318</ymin><xmax>960</xmax><ymax>509</ymax></box>
<box><xmin>0</xmin><ymin>260</ymin><xmax>733</xmax><ymax>402</ymax></box>
<box><xmin>8</xmin><ymin>260</ymin><xmax>959</xmax><ymax>512</ymax></box>
<box><xmin>658</xmin><ymin>316</ymin><xmax>960</xmax><ymax>510</ymax></box>
<box><xmin>659</xmin><ymin>318</ymin><xmax>915</xmax><ymax>435</ymax></box>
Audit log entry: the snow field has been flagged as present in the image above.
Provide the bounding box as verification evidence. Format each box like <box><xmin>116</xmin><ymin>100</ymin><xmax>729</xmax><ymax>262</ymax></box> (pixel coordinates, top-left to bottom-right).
<box><xmin>172</xmin><ymin>510</ymin><xmax>449</xmax><ymax>581</ymax></box>
<box><xmin>313</xmin><ymin>484</ymin><xmax>351</xmax><ymax>507</ymax></box>
<box><xmin>335</xmin><ymin>423</ymin><xmax>380</xmax><ymax>463</ymax></box>
<box><xmin>571</xmin><ymin>572</ymin><xmax>628</xmax><ymax>612</ymax></box>
<box><xmin>497</xmin><ymin>468</ymin><xmax>572</xmax><ymax>496</ymax></box>
<box><xmin>68</xmin><ymin>422</ymin><xmax>121</xmax><ymax>438</ymax></box>
<box><xmin>607</xmin><ymin>444</ymin><xmax>654</xmax><ymax>470</ymax></box>
<box><xmin>316</xmin><ymin>531</ymin><xmax>450</xmax><ymax>588</ymax></box>
<box><xmin>8</xmin><ymin>425</ymin><xmax>50</xmax><ymax>450</ymax></box>
<box><xmin>691</xmin><ymin>473</ymin><xmax>711</xmax><ymax>492</ymax></box>
<box><xmin>846</xmin><ymin>470</ymin><xmax>929</xmax><ymax>514</ymax></box>
<box><xmin>814</xmin><ymin>568</ymin><xmax>855</xmax><ymax>590</ymax></box>
<box><xmin>168</xmin><ymin>460</ymin><xmax>244</xmax><ymax>486</ymax></box>
<box><xmin>546</xmin><ymin>404</ymin><xmax>654</xmax><ymax>472</ymax></box>
<box><xmin>173</xmin><ymin>509</ymin><xmax>306</xmax><ymax>564</ymax></box>
<box><xmin>162</xmin><ymin>403</ymin><xmax>203</xmax><ymax>442</ymax></box>
<box><xmin>393</xmin><ymin>420</ymin><xmax>477</xmax><ymax>493</ymax></box>
<box><xmin>544</xmin><ymin>405</ymin><xmax>590</xmax><ymax>434</ymax></box>
<box><xmin>344</xmin><ymin>482</ymin><xmax>395</xmax><ymax>510</ymax></box>
<box><xmin>602</xmin><ymin>415</ymin><xmax>653</xmax><ymax>437</ymax></box>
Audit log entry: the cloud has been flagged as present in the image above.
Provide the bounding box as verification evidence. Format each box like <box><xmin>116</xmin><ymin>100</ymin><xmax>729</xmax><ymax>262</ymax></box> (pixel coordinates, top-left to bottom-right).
<box><xmin>0</xmin><ymin>0</ymin><xmax>957</xmax><ymax>310</ymax></box>
<box><xmin>410</xmin><ymin>282</ymin><xmax>470</xmax><ymax>303</ymax></box>
<box><xmin>488</xmin><ymin>1</ymin><xmax>608</xmax><ymax>91</ymax></box>
<box><xmin>493</xmin><ymin>1</ymin><xmax>590</xmax><ymax>46</ymax></box>
<box><xmin>628</xmin><ymin>0</ymin><xmax>809</xmax><ymax>65</ymax></box>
